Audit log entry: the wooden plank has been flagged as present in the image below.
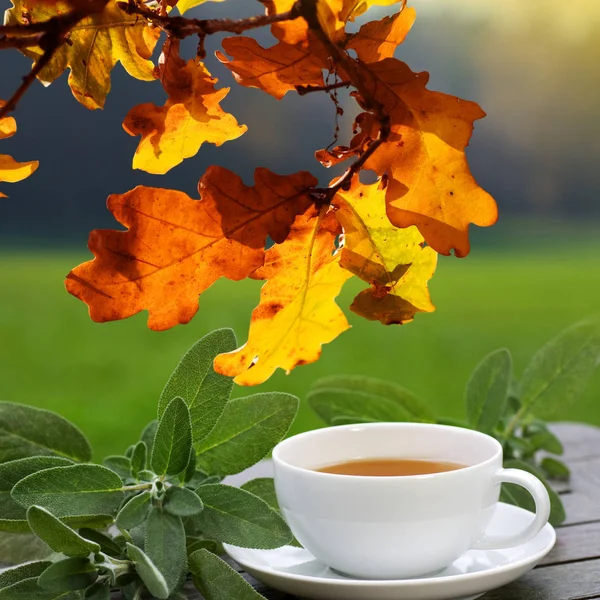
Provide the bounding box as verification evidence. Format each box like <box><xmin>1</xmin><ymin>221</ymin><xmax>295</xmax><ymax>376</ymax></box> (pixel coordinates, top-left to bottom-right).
<box><xmin>561</xmin><ymin>457</ymin><xmax>600</xmax><ymax>525</ymax></box>
<box><xmin>482</xmin><ymin>558</ymin><xmax>600</xmax><ymax>600</ymax></box>
<box><xmin>541</xmin><ymin>521</ymin><xmax>600</xmax><ymax>566</ymax></box>
<box><xmin>549</xmin><ymin>423</ymin><xmax>600</xmax><ymax>463</ymax></box>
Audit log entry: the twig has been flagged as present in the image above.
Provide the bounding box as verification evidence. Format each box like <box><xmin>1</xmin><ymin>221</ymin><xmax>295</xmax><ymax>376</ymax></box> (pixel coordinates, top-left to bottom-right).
<box><xmin>299</xmin><ymin>0</ymin><xmax>390</xmax><ymax>200</ymax></box>
<box><xmin>118</xmin><ymin>0</ymin><xmax>302</xmax><ymax>38</ymax></box>
<box><xmin>0</xmin><ymin>33</ymin><xmax>43</xmax><ymax>50</ymax></box>
<box><xmin>296</xmin><ymin>80</ymin><xmax>351</xmax><ymax>95</ymax></box>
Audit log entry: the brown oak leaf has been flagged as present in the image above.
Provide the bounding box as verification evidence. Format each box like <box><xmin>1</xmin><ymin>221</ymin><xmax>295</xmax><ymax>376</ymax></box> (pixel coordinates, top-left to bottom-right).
<box><xmin>124</xmin><ymin>39</ymin><xmax>246</xmax><ymax>174</ymax></box>
<box><xmin>65</xmin><ymin>168</ymin><xmax>317</xmax><ymax>330</ymax></box>
<box><xmin>214</xmin><ymin>206</ymin><xmax>352</xmax><ymax>385</ymax></box>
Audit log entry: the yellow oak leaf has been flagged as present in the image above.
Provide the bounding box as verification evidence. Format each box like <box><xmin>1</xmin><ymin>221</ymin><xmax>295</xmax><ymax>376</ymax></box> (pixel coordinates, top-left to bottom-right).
<box><xmin>124</xmin><ymin>40</ymin><xmax>246</xmax><ymax>175</ymax></box>
<box><xmin>65</xmin><ymin>168</ymin><xmax>317</xmax><ymax>330</ymax></box>
<box><xmin>334</xmin><ymin>180</ymin><xmax>437</xmax><ymax>325</ymax></box>
<box><xmin>0</xmin><ymin>101</ymin><xmax>38</xmax><ymax>195</ymax></box>
<box><xmin>346</xmin><ymin>6</ymin><xmax>416</xmax><ymax>63</ymax></box>
<box><xmin>5</xmin><ymin>0</ymin><xmax>160</xmax><ymax>109</ymax></box>
<box><xmin>177</xmin><ymin>0</ymin><xmax>226</xmax><ymax>15</ymax></box>
<box><xmin>214</xmin><ymin>207</ymin><xmax>352</xmax><ymax>385</ymax></box>
<box><xmin>327</xmin><ymin>59</ymin><xmax>497</xmax><ymax>257</ymax></box>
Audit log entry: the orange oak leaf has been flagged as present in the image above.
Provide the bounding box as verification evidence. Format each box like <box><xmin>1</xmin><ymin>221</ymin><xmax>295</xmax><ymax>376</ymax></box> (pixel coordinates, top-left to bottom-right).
<box><xmin>124</xmin><ymin>40</ymin><xmax>247</xmax><ymax>174</ymax></box>
<box><xmin>216</xmin><ymin>34</ymin><xmax>326</xmax><ymax>101</ymax></box>
<box><xmin>346</xmin><ymin>5</ymin><xmax>416</xmax><ymax>63</ymax></box>
<box><xmin>334</xmin><ymin>180</ymin><xmax>437</xmax><ymax>325</ymax></box>
<box><xmin>5</xmin><ymin>0</ymin><xmax>160</xmax><ymax>110</ymax></box>
<box><xmin>0</xmin><ymin>101</ymin><xmax>38</xmax><ymax>196</ymax></box>
<box><xmin>65</xmin><ymin>168</ymin><xmax>317</xmax><ymax>330</ymax></box>
<box><xmin>214</xmin><ymin>206</ymin><xmax>352</xmax><ymax>386</ymax></box>
<box><xmin>325</xmin><ymin>59</ymin><xmax>497</xmax><ymax>257</ymax></box>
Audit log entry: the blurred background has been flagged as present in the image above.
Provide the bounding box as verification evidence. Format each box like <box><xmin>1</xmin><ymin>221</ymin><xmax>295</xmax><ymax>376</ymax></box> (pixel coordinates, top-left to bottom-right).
<box><xmin>0</xmin><ymin>0</ymin><xmax>598</xmax><ymax>459</ymax></box>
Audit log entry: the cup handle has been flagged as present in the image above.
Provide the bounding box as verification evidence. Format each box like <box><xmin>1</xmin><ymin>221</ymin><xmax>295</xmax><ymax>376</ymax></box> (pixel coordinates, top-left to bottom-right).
<box><xmin>473</xmin><ymin>468</ymin><xmax>551</xmax><ymax>550</ymax></box>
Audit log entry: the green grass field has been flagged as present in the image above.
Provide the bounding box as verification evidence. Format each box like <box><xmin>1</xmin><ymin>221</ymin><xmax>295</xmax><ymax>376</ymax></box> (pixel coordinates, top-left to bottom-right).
<box><xmin>1</xmin><ymin>239</ymin><xmax>599</xmax><ymax>460</ymax></box>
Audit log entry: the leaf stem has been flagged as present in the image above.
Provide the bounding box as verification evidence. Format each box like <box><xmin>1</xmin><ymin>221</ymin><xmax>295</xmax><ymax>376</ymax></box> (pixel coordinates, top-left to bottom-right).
<box><xmin>503</xmin><ymin>406</ymin><xmax>528</xmax><ymax>440</ymax></box>
<box><xmin>122</xmin><ymin>483</ymin><xmax>153</xmax><ymax>492</ymax></box>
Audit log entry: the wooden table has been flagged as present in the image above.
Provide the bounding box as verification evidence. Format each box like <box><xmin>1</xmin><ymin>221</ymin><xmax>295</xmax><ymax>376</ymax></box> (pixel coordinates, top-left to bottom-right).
<box><xmin>174</xmin><ymin>423</ymin><xmax>600</xmax><ymax>599</ymax></box>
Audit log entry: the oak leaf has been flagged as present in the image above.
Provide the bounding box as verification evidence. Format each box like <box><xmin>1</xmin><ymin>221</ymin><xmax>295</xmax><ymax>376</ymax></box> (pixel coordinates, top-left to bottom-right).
<box><xmin>0</xmin><ymin>101</ymin><xmax>38</xmax><ymax>197</ymax></box>
<box><xmin>6</xmin><ymin>0</ymin><xmax>160</xmax><ymax>109</ymax></box>
<box><xmin>217</xmin><ymin>33</ymin><xmax>326</xmax><ymax>101</ymax></box>
<box><xmin>214</xmin><ymin>207</ymin><xmax>352</xmax><ymax>386</ymax></box>
<box><xmin>177</xmin><ymin>0</ymin><xmax>225</xmax><ymax>15</ymax></box>
<box><xmin>124</xmin><ymin>40</ymin><xmax>246</xmax><ymax>174</ymax></box>
<box><xmin>65</xmin><ymin>168</ymin><xmax>317</xmax><ymax>330</ymax></box>
<box><xmin>325</xmin><ymin>59</ymin><xmax>497</xmax><ymax>257</ymax></box>
<box><xmin>334</xmin><ymin>180</ymin><xmax>437</xmax><ymax>325</ymax></box>
<box><xmin>346</xmin><ymin>6</ymin><xmax>415</xmax><ymax>63</ymax></box>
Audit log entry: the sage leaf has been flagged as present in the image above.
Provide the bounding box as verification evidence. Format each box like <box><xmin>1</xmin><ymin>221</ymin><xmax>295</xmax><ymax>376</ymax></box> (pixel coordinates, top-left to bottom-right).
<box><xmin>181</xmin><ymin>450</ymin><xmax>196</xmax><ymax>484</ymax></box>
<box><xmin>0</xmin><ymin>532</ymin><xmax>52</xmax><ymax>564</ymax></box>
<box><xmin>502</xmin><ymin>459</ymin><xmax>566</xmax><ymax>526</ymax></box>
<box><xmin>158</xmin><ymin>329</ymin><xmax>236</xmax><ymax>444</ymax></box>
<box><xmin>145</xmin><ymin>508</ymin><xmax>186</xmax><ymax>595</ymax></box>
<box><xmin>27</xmin><ymin>506</ymin><xmax>100</xmax><ymax>557</ymax></box>
<box><xmin>12</xmin><ymin>464</ymin><xmax>124</xmax><ymax>518</ymax></box>
<box><xmin>102</xmin><ymin>456</ymin><xmax>131</xmax><ymax>480</ymax></box>
<box><xmin>465</xmin><ymin>348</ymin><xmax>512</xmax><ymax>433</ymax></box>
<box><xmin>519</xmin><ymin>319</ymin><xmax>600</xmax><ymax>418</ymax></box>
<box><xmin>38</xmin><ymin>557</ymin><xmax>98</xmax><ymax>592</ymax></box>
<box><xmin>525</xmin><ymin>423</ymin><xmax>564</xmax><ymax>455</ymax></box>
<box><xmin>0</xmin><ymin>561</ymin><xmax>51</xmax><ymax>588</ymax></box>
<box><xmin>186</xmin><ymin>538</ymin><xmax>218</xmax><ymax>555</ymax></box>
<box><xmin>331</xmin><ymin>415</ymin><xmax>376</xmax><ymax>426</ymax></box>
<box><xmin>195</xmin><ymin>484</ymin><xmax>291</xmax><ymax>549</ymax></box>
<box><xmin>0</xmin><ymin>456</ymin><xmax>72</xmax><ymax>533</ymax></box>
<box><xmin>311</xmin><ymin>375</ymin><xmax>435</xmax><ymax>422</ymax></box>
<box><xmin>78</xmin><ymin>529</ymin><xmax>123</xmax><ymax>557</ymax></box>
<box><xmin>195</xmin><ymin>393</ymin><xmax>298</xmax><ymax>477</ymax></box>
<box><xmin>126</xmin><ymin>543</ymin><xmax>169</xmax><ymax>600</ymax></box>
<box><xmin>130</xmin><ymin>442</ymin><xmax>147</xmax><ymax>479</ymax></box>
<box><xmin>0</xmin><ymin>578</ymin><xmax>82</xmax><ymax>599</ymax></box>
<box><xmin>163</xmin><ymin>486</ymin><xmax>203</xmax><ymax>517</ymax></box>
<box><xmin>83</xmin><ymin>581</ymin><xmax>110</xmax><ymax>600</ymax></box>
<box><xmin>189</xmin><ymin>548</ymin><xmax>264</xmax><ymax>600</ymax></box>
<box><xmin>0</xmin><ymin>402</ymin><xmax>92</xmax><ymax>464</ymax></box>
<box><xmin>151</xmin><ymin>398</ymin><xmax>192</xmax><ymax>477</ymax></box>
<box><xmin>140</xmin><ymin>421</ymin><xmax>158</xmax><ymax>457</ymax></box>
<box><xmin>116</xmin><ymin>491</ymin><xmax>152</xmax><ymax>530</ymax></box>
<box><xmin>541</xmin><ymin>457</ymin><xmax>570</xmax><ymax>480</ymax></box>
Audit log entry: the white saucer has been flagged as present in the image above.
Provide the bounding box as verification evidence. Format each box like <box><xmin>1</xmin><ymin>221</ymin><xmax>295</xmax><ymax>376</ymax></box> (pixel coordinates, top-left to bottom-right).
<box><xmin>224</xmin><ymin>502</ymin><xmax>556</xmax><ymax>600</ymax></box>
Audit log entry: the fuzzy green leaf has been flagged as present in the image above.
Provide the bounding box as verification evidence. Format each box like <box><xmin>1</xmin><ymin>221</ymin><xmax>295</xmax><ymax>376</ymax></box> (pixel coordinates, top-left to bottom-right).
<box><xmin>12</xmin><ymin>464</ymin><xmax>124</xmax><ymax>518</ymax></box>
<box><xmin>102</xmin><ymin>456</ymin><xmax>131</xmax><ymax>480</ymax></box>
<box><xmin>83</xmin><ymin>582</ymin><xmax>110</xmax><ymax>600</ymax></box>
<box><xmin>116</xmin><ymin>491</ymin><xmax>152</xmax><ymax>530</ymax></box>
<box><xmin>141</xmin><ymin>421</ymin><xmax>158</xmax><ymax>457</ymax></box>
<box><xmin>0</xmin><ymin>532</ymin><xmax>53</xmax><ymax>564</ymax></box>
<box><xmin>78</xmin><ymin>529</ymin><xmax>123</xmax><ymax>557</ymax></box>
<box><xmin>195</xmin><ymin>393</ymin><xmax>298</xmax><ymax>477</ymax></box>
<box><xmin>520</xmin><ymin>320</ymin><xmax>600</xmax><ymax>418</ymax></box>
<box><xmin>195</xmin><ymin>484</ymin><xmax>291</xmax><ymax>549</ymax></box>
<box><xmin>159</xmin><ymin>329</ymin><xmax>236</xmax><ymax>444</ymax></box>
<box><xmin>189</xmin><ymin>549</ymin><xmax>264</xmax><ymax>600</ymax></box>
<box><xmin>0</xmin><ymin>403</ymin><xmax>92</xmax><ymax>464</ymax></box>
<box><xmin>465</xmin><ymin>349</ymin><xmax>512</xmax><ymax>433</ymax></box>
<box><xmin>0</xmin><ymin>456</ymin><xmax>73</xmax><ymax>533</ymax></box>
<box><xmin>27</xmin><ymin>506</ymin><xmax>100</xmax><ymax>557</ymax></box>
<box><xmin>145</xmin><ymin>508</ymin><xmax>187</xmax><ymax>595</ymax></box>
<box><xmin>502</xmin><ymin>458</ymin><xmax>566</xmax><ymax>526</ymax></box>
<box><xmin>182</xmin><ymin>450</ymin><xmax>196</xmax><ymax>484</ymax></box>
<box><xmin>311</xmin><ymin>375</ymin><xmax>435</xmax><ymax>422</ymax></box>
<box><xmin>130</xmin><ymin>442</ymin><xmax>147</xmax><ymax>479</ymax></box>
<box><xmin>0</xmin><ymin>561</ymin><xmax>51</xmax><ymax>589</ymax></box>
<box><xmin>126</xmin><ymin>543</ymin><xmax>169</xmax><ymax>600</ymax></box>
<box><xmin>0</xmin><ymin>578</ymin><xmax>82</xmax><ymax>599</ymax></box>
<box><xmin>525</xmin><ymin>423</ymin><xmax>564</xmax><ymax>455</ymax></box>
<box><xmin>541</xmin><ymin>457</ymin><xmax>570</xmax><ymax>480</ymax></box>
<box><xmin>186</xmin><ymin>538</ymin><xmax>218</xmax><ymax>556</ymax></box>
<box><xmin>164</xmin><ymin>486</ymin><xmax>203</xmax><ymax>517</ymax></box>
<box><xmin>38</xmin><ymin>557</ymin><xmax>97</xmax><ymax>592</ymax></box>
<box><xmin>152</xmin><ymin>398</ymin><xmax>193</xmax><ymax>477</ymax></box>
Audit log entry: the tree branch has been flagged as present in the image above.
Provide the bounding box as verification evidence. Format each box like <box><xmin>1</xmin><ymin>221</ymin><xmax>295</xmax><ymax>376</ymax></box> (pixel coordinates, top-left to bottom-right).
<box><xmin>296</xmin><ymin>80</ymin><xmax>351</xmax><ymax>96</ymax></box>
<box><xmin>117</xmin><ymin>0</ymin><xmax>302</xmax><ymax>38</ymax></box>
<box><xmin>299</xmin><ymin>0</ymin><xmax>390</xmax><ymax>200</ymax></box>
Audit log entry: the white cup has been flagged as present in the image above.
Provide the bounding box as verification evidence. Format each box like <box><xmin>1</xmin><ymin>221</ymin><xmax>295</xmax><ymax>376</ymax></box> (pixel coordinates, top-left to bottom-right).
<box><xmin>272</xmin><ymin>422</ymin><xmax>551</xmax><ymax>580</ymax></box>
